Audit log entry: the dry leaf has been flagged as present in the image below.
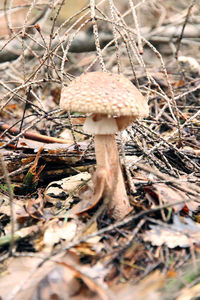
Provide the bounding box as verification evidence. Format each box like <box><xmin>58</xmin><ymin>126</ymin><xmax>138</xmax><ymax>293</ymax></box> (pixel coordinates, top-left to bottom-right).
<box><xmin>176</xmin><ymin>284</ymin><xmax>200</xmax><ymax>300</ymax></box>
<box><xmin>0</xmin><ymin>256</ymin><xmax>54</xmax><ymax>300</ymax></box>
<box><xmin>57</xmin><ymin>260</ymin><xmax>113</xmax><ymax>300</ymax></box>
<box><xmin>43</xmin><ymin>220</ymin><xmax>77</xmax><ymax>248</ymax></box>
<box><xmin>145</xmin><ymin>183</ymin><xmax>189</xmax><ymax>213</ymax></box>
<box><xmin>45</xmin><ymin>172</ymin><xmax>91</xmax><ymax>202</ymax></box>
<box><xmin>0</xmin><ymin>253</ymin><xmax>80</xmax><ymax>300</ymax></box>
<box><xmin>114</xmin><ymin>270</ymin><xmax>165</xmax><ymax>300</ymax></box>
<box><xmin>143</xmin><ymin>215</ymin><xmax>200</xmax><ymax>248</ymax></box>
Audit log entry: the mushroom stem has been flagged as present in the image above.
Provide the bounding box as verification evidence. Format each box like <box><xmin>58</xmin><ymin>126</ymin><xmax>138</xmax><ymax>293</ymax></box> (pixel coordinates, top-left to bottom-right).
<box><xmin>94</xmin><ymin>134</ymin><xmax>131</xmax><ymax>219</ymax></box>
<box><xmin>94</xmin><ymin>135</ymin><xmax>108</xmax><ymax>169</ymax></box>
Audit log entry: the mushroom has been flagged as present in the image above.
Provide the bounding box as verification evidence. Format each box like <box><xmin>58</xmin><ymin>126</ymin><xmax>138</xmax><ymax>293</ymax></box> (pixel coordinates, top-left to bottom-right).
<box><xmin>60</xmin><ymin>72</ymin><xmax>149</xmax><ymax>219</ymax></box>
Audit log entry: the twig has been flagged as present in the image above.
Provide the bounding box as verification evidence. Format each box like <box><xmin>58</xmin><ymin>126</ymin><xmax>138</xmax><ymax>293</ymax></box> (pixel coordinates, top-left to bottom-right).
<box><xmin>4</xmin><ymin>0</ymin><xmax>12</xmax><ymax>36</ymax></box>
<box><xmin>16</xmin><ymin>86</ymin><xmax>31</xmax><ymax>147</ymax></box>
<box><xmin>175</xmin><ymin>0</ymin><xmax>196</xmax><ymax>59</ymax></box>
<box><xmin>108</xmin><ymin>0</ymin><xmax>121</xmax><ymax>73</ymax></box>
<box><xmin>128</xmin><ymin>0</ymin><xmax>143</xmax><ymax>54</ymax></box>
<box><xmin>135</xmin><ymin>162</ymin><xmax>200</xmax><ymax>197</ymax></box>
<box><xmin>118</xmin><ymin>218</ymin><xmax>146</xmax><ymax>256</ymax></box>
<box><xmin>90</xmin><ymin>0</ymin><xmax>106</xmax><ymax>71</ymax></box>
<box><xmin>0</xmin><ymin>123</ymin><xmax>71</xmax><ymax>144</ymax></box>
<box><xmin>0</xmin><ymin>153</ymin><xmax>15</xmax><ymax>256</ymax></box>
<box><xmin>119</xmin><ymin>132</ymin><xmax>136</xmax><ymax>193</ymax></box>
<box><xmin>0</xmin><ymin>161</ymin><xmax>33</xmax><ymax>182</ymax></box>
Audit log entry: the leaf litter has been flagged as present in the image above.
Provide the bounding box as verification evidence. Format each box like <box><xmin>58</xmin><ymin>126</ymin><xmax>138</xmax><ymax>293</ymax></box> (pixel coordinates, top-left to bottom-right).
<box><xmin>144</xmin><ymin>215</ymin><xmax>200</xmax><ymax>248</ymax></box>
<box><xmin>0</xmin><ymin>0</ymin><xmax>200</xmax><ymax>299</ymax></box>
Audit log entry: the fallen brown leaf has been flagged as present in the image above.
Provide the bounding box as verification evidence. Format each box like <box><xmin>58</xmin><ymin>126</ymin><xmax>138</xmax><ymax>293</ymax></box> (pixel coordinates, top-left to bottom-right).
<box><xmin>43</xmin><ymin>219</ymin><xmax>77</xmax><ymax>249</ymax></box>
<box><xmin>143</xmin><ymin>215</ymin><xmax>200</xmax><ymax>248</ymax></box>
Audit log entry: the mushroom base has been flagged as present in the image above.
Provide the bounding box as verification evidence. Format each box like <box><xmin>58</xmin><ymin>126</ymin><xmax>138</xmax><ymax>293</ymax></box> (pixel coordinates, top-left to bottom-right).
<box><xmin>94</xmin><ymin>134</ymin><xmax>131</xmax><ymax>220</ymax></box>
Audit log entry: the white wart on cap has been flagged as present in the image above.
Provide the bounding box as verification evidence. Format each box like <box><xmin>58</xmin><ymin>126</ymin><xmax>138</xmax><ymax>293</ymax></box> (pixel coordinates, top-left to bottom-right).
<box><xmin>60</xmin><ymin>72</ymin><xmax>149</xmax><ymax>134</ymax></box>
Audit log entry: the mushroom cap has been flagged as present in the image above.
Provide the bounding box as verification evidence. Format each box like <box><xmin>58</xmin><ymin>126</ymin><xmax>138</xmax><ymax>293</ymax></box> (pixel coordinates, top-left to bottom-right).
<box><xmin>60</xmin><ymin>72</ymin><xmax>149</xmax><ymax>118</ymax></box>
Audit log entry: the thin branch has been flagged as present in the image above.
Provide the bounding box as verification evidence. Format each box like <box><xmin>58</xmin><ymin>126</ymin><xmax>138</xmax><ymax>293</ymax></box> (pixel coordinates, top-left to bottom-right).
<box><xmin>0</xmin><ymin>153</ymin><xmax>15</xmax><ymax>256</ymax></box>
<box><xmin>175</xmin><ymin>0</ymin><xmax>196</xmax><ymax>59</ymax></box>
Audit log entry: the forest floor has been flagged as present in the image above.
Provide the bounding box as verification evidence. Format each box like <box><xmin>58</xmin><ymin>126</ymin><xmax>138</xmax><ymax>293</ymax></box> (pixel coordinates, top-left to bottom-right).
<box><xmin>0</xmin><ymin>1</ymin><xmax>200</xmax><ymax>299</ymax></box>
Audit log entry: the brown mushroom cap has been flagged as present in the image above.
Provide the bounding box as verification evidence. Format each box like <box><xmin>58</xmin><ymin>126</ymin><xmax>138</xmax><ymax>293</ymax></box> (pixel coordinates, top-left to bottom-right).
<box><xmin>60</xmin><ymin>72</ymin><xmax>149</xmax><ymax>118</ymax></box>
